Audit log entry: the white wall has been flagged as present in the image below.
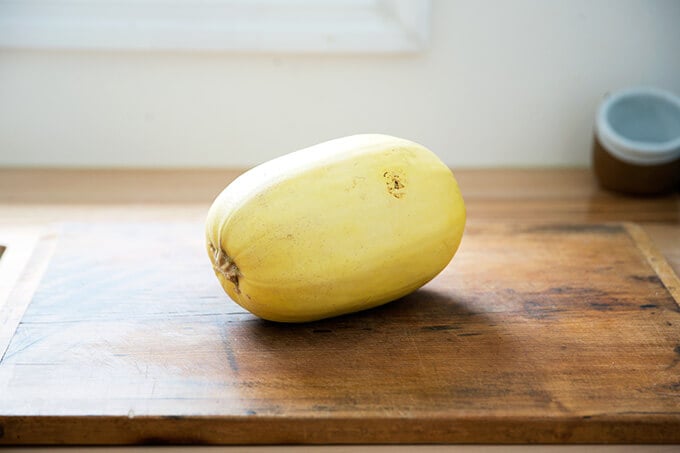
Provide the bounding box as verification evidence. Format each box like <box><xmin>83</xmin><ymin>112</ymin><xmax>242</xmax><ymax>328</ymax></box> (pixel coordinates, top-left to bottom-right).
<box><xmin>1</xmin><ymin>0</ymin><xmax>679</xmax><ymax>168</ymax></box>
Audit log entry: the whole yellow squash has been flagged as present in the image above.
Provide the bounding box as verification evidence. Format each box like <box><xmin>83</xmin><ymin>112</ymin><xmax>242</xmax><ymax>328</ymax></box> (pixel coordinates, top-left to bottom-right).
<box><xmin>206</xmin><ymin>134</ymin><xmax>465</xmax><ymax>322</ymax></box>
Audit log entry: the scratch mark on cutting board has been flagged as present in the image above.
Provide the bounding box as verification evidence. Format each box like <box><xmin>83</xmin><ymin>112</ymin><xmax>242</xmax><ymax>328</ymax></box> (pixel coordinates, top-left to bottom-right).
<box><xmin>221</xmin><ymin>329</ymin><xmax>239</xmax><ymax>373</ymax></box>
<box><xmin>1</xmin><ymin>334</ymin><xmax>48</xmax><ymax>362</ymax></box>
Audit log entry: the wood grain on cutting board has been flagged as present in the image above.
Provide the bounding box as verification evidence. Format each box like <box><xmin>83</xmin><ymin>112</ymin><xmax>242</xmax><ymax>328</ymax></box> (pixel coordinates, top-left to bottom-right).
<box><xmin>0</xmin><ymin>221</ymin><xmax>679</xmax><ymax>444</ymax></box>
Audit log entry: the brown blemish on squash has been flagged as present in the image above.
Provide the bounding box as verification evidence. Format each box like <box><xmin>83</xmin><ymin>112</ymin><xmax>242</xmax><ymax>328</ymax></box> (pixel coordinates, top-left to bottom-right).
<box><xmin>209</xmin><ymin>242</ymin><xmax>241</xmax><ymax>293</ymax></box>
<box><xmin>383</xmin><ymin>170</ymin><xmax>406</xmax><ymax>199</ymax></box>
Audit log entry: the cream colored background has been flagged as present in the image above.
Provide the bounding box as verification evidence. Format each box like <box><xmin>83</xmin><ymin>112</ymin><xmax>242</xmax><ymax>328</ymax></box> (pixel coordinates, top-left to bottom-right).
<box><xmin>1</xmin><ymin>0</ymin><xmax>679</xmax><ymax>168</ymax></box>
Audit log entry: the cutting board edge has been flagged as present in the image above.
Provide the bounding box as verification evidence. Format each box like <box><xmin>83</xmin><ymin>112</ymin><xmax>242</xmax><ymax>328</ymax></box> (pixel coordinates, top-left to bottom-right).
<box><xmin>0</xmin><ymin>226</ymin><xmax>59</xmax><ymax>361</ymax></box>
<box><xmin>1</xmin><ymin>413</ymin><xmax>680</xmax><ymax>445</ymax></box>
<box><xmin>623</xmin><ymin>222</ymin><xmax>680</xmax><ymax>308</ymax></box>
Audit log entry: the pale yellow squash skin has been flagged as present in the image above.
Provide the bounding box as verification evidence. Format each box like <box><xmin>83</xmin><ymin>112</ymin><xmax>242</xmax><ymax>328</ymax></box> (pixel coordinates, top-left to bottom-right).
<box><xmin>205</xmin><ymin>134</ymin><xmax>465</xmax><ymax>322</ymax></box>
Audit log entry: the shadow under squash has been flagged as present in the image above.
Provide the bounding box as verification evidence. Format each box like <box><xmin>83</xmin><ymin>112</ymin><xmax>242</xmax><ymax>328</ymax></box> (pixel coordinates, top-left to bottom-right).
<box><xmin>220</xmin><ymin>286</ymin><xmax>530</xmax><ymax>416</ymax></box>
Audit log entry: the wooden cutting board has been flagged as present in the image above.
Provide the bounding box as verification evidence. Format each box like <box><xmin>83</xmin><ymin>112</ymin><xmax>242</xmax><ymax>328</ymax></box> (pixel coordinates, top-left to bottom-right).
<box><xmin>0</xmin><ymin>222</ymin><xmax>679</xmax><ymax>445</ymax></box>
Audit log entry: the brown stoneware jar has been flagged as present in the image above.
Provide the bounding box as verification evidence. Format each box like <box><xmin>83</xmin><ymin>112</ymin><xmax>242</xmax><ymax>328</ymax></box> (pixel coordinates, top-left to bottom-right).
<box><xmin>593</xmin><ymin>87</ymin><xmax>680</xmax><ymax>195</ymax></box>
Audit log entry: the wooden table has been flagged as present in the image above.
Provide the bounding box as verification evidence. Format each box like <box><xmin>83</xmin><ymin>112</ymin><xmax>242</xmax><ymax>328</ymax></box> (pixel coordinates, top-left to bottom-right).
<box><xmin>0</xmin><ymin>168</ymin><xmax>678</xmax><ymax>451</ymax></box>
